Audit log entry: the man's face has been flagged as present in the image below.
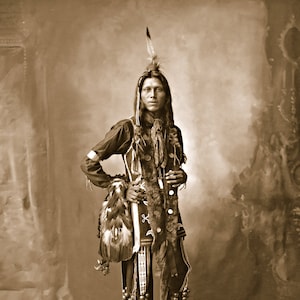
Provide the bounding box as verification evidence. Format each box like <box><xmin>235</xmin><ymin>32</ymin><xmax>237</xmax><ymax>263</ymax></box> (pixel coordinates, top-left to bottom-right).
<box><xmin>141</xmin><ymin>77</ymin><xmax>166</xmax><ymax>113</ymax></box>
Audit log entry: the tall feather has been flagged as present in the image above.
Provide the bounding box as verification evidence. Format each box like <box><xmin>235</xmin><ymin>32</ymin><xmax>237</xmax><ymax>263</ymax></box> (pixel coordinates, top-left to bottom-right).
<box><xmin>146</xmin><ymin>27</ymin><xmax>159</xmax><ymax>69</ymax></box>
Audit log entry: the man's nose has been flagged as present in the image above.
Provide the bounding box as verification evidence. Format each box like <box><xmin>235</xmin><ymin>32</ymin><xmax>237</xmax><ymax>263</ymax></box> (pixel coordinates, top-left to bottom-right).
<box><xmin>149</xmin><ymin>89</ymin><xmax>155</xmax><ymax>97</ymax></box>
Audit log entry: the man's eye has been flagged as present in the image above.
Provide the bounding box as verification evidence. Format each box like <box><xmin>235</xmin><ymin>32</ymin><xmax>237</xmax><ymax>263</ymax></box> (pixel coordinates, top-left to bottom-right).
<box><xmin>143</xmin><ymin>88</ymin><xmax>151</xmax><ymax>93</ymax></box>
<box><xmin>156</xmin><ymin>87</ymin><xmax>163</xmax><ymax>92</ymax></box>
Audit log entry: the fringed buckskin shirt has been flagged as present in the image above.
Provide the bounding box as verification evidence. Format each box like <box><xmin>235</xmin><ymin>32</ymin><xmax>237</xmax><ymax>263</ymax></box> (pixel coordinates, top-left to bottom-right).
<box><xmin>81</xmin><ymin>119</ymin><xmax>134</xmax><ymax>188</ymax></box>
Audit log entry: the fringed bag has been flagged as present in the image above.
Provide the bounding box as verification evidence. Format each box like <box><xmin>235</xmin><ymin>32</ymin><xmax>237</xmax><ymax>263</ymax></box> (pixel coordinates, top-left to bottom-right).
<box><xmin>97</xmin><ymin>178</ymin><xmax>133</xmax><ymax>263</ymax></box>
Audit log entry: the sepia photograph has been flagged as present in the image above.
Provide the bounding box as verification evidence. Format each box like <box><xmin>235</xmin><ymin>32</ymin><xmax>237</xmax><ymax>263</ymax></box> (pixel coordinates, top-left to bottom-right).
<box><xmin>0</xmin><ymin>0</ymin><xmax>300</xmax><ymax>299</ymax></box>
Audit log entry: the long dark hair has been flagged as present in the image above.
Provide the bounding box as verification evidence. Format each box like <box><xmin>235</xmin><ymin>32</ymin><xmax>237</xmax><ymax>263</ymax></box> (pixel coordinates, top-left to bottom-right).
<box><xmin>134</xmin><ymin>69</ymin><xmax>174</xmax><ymax>129</ymax></box>
<box><xmin>131</xmin><ymin>68</ymin><xmax>186</xmax><ymax>168</ymax></box>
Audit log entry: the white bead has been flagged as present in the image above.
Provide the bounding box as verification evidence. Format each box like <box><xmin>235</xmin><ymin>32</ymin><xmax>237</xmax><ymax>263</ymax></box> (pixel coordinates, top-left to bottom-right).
<box><xmin>169</xmin><ymin>190</ymin><xmax>175</xmax><ymax>196</ymax></box>
<box><xmin>167</xmin><ymin>208</ymin><xmax>174</xmax><ymax>215</ymax></box>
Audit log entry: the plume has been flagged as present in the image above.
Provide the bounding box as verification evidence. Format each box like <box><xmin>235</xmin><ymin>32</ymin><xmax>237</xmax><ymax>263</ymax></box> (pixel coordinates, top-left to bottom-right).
<box><xmin>146</xmin><ymin>27</ymin><xmax>159</xmax><ymax>69</ymax></box>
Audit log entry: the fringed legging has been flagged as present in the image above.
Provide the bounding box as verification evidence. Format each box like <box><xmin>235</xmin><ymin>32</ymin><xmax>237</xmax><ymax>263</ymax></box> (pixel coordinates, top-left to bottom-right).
<box><xmin>122</xmin><ymin>245</ymin><xmax>153</xmax><ymax>300</ymax></box>
<box><xmin>121</xmin><ymin>238</ymin><xmax>190</xmax><ymax>300</ymax></box>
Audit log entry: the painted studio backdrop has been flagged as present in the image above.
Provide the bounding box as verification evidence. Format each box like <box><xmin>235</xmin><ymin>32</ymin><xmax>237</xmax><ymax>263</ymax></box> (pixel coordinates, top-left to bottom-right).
<box><xmin>1</xmin><ymin>0</ymin><xmax>300</xmax><ymax>299</ymax></box>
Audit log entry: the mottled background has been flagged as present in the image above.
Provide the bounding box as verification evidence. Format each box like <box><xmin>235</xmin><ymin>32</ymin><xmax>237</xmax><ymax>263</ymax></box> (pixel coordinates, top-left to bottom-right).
<box><xmin>1</xmin><ymin>0</ymin><xmax>300</xmax><ymax>299</ymax></box>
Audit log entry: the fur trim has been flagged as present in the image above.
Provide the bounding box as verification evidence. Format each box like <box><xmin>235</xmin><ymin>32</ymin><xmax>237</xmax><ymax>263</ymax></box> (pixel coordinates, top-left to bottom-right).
<box><xmin>98</xmin><ymin>178</ymin><xmax>133</xmax><ymax>262</ymax></box>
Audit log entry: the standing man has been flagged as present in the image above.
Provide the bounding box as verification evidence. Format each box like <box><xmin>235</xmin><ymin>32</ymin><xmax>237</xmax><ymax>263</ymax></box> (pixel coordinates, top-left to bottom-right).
<box><xmin>81</xmin><ymin>29</ymin><xmax>191</xmax><ymax>300</ymax></box>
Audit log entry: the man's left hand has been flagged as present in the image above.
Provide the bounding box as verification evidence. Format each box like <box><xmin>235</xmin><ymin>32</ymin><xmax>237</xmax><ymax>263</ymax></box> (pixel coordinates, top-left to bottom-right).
<box><xmin>165</xmin><ymin>169</ymin><xmax>187</xmax><ymax>187</ymax></box>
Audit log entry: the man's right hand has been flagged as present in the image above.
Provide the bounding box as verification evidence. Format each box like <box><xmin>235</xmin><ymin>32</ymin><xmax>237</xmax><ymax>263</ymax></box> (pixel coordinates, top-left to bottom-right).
<box><xmin>126</xmin><ymin>182</ymin><xmax>145</xmax><ymax>203</ymax></box>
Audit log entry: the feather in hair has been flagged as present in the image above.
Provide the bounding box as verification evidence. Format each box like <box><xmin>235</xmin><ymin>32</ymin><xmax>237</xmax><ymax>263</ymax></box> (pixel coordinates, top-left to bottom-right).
<box><xmin>146</xmin><ymin>27</ymin><xmax>159</xmax><ymax>69</ymax></box>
